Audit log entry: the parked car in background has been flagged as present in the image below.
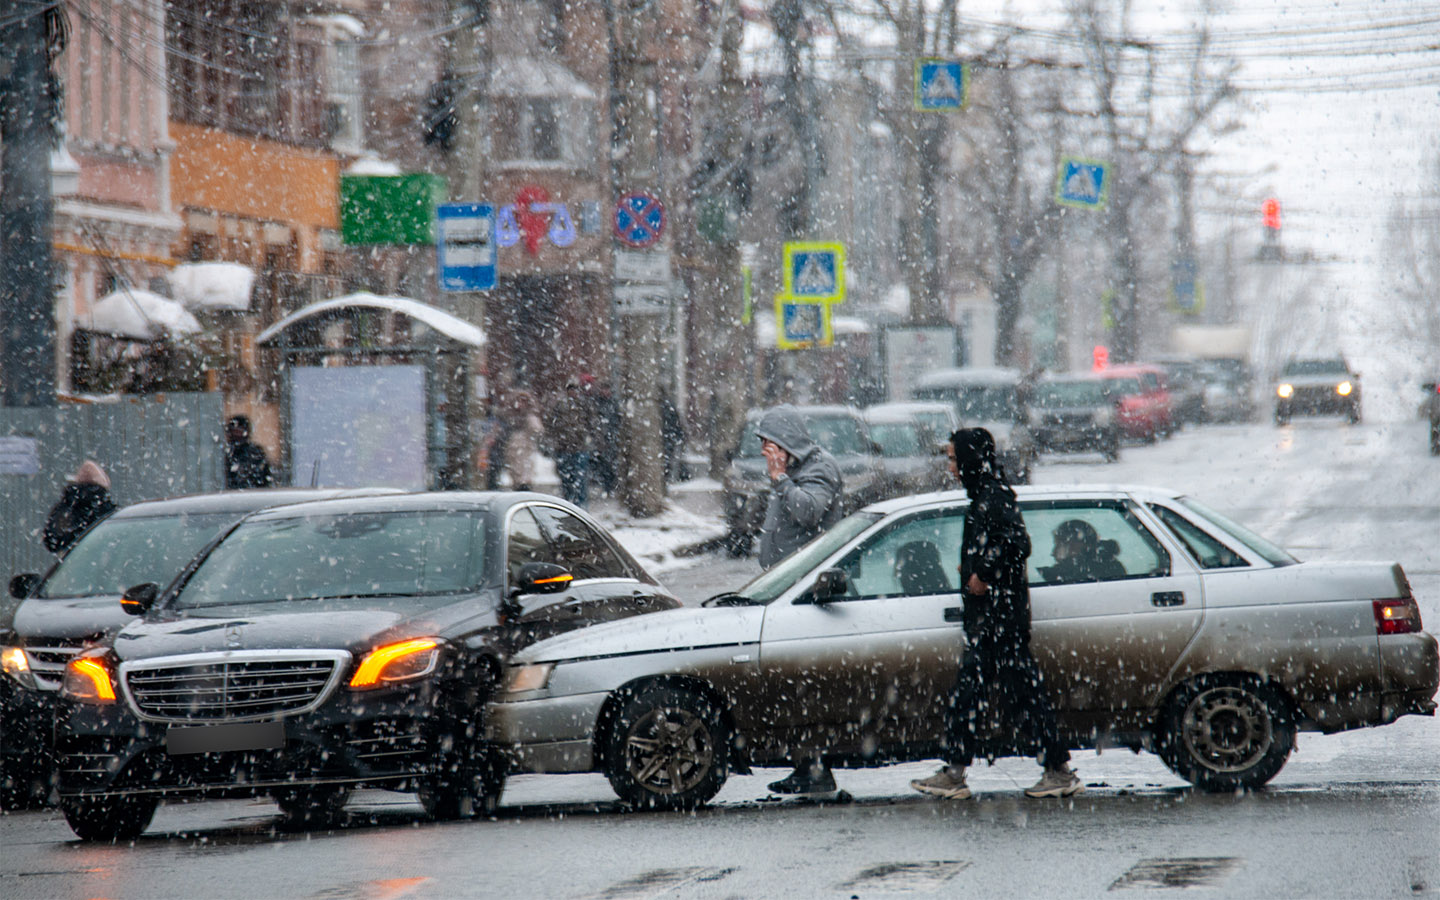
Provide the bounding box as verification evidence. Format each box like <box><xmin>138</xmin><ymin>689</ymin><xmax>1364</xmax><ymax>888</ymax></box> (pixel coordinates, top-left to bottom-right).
<box><xmin>1152</xmin><ymin>357</ymin><xmax>1207</xmax><ymax>428</ymax></box>
<box><xmin>1274</xmin><ymin>357</ymin><xmax>1362</xmax><ymax>425</ymax></box>
<box><xmin>910</xmin><ymin>367</ymin><xmax>1037</xmax><ymax>483</ymax></box>
<box><xmin>0</xmin><ymin>488</ymin><xmax>399</xmax><ymax>810</ymax></box>
<box><xmin>864</xmin><ymin>400</ymin><xmax>959</xmax><ymax>450</ymax></box>
<box><xmin>1097</xmin><ymin>364</ymin><xmax>1175</xmax><ymax>442</ymax></box>
<box><xmin>723</xmin><ymin>406</ymin><xmax>884</xmax><ymax>556</ymax></box>
<box><xmin>1029</xmin><ymin>374</ymin><xmax>1123</xmax><ymax>462</ymax></box>
<box><xmin>1423</xmin><ymin>378</ymin><xmax>1439</xmax><ymax>455</ymax></box>
<box><xmin>489</xmin><ymin>485</ymin><xmax>1436</xmax><ymax>810</ymax></box>
<box><xmin>1194</xmin><ymin>359</ymin><xmax>1256</xmax><ymax>423</ymax></box>
<box><xmin>862</xmin><ymin>406</ymin><xmax>949</xmax><ymax>496</ymax></box>
<box><xmin>52</xmin><ymin>492</ymin><xmax>680</xmax><ymax>840</ymax></box>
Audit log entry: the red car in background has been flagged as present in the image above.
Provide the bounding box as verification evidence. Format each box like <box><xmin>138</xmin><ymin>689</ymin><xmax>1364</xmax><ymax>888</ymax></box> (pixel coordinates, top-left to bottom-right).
<box><xmin>1098</xmin><ymin>364</ymin><xmax>1175</xmax><ymax>442</ymax></box>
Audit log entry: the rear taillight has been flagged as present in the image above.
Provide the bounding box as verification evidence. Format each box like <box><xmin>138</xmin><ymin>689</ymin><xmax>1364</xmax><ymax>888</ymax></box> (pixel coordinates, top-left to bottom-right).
<box><xmin>1373</xmin><ymin>597</ymin><xmax>1423</xmax><ymax>635</ymax></box>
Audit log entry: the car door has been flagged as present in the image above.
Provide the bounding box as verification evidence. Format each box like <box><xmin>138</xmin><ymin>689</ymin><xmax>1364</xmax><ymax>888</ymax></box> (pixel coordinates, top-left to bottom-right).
<box><xmin>753</xmin><ymin>506</ymin><xmax>968</xmax><ymax>756</ymax></box>
<box><xmin>1024</xmin><ymin>499</ymin><xmax>1203</xmax><ymax>730</ymax></box>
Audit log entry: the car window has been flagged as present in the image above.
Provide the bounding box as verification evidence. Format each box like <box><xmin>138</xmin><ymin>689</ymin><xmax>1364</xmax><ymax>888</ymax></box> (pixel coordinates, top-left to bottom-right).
<box><xmin>738</xmin><ymin>512</ymin><xmax>880</xmax><ymax>604</ymax></box>
<box><xmin>1148</xmin><ymin>504</ymin><xmax>1250</xmax><ymax>569</ymax></box>
<box><xmin>1282</xmin><ymin>359</ymin><xmax>1348</xmax><ymax>376</ymax></box>
<box><xmin>38</xmin><ymin>512</ymin><xmax>237</xmax><ymax>598</ymax></box>
<box><xmin>1020</xmin><ymin>501</ymin><xmax>1170</xmax><ymax>586</ymax></box>
<box><xmin>507</xmin><ymin>506</ymin><xmax>551</xmax><ymax>580</ymax></box>
<box><xmin>1033</xmin><ymin>380</ymin><xmax>1110</xmax><ymax>407</ymax></box>
<box><xmin>914</xmin><ymin>411</ymin><xmax>952</xmax><ymax>438</ymax></box>
<box><xmin>1141</xmin><ymin>373</ymin><xmax>1160</xmax><ymax>391</ymax></box>
<box><xmin>1175</xmin><ymin>497</ymin><xmax>1297</xmax><ymax>566</ymax></box>
<box><xmin>868</xmin><ymin>422</ymin><xmax>924</xmax><ymax>457</ymax></box>
<box><xmin>1106</xmin><ymin>377</ymin><xmax>1144</xmax><ymax>397</ymax></box>
<box><xmin>809</xmin><ymin>415</ymin><xmax>870</xmax><ymax>456</ymax></box>
<box><xmin>834</xmin><ymin>509</ymin><xmax>964</xmax><ymax>600</ymax></box>
<box><xmin>530</xmin><ymin>505</ymin><xmax>633</xmax><ymax>581</ymax></box>
<box><xmin>175</xmin><ymin>510</ymin><xmax>486</xmax><ymax>609</ymax></box>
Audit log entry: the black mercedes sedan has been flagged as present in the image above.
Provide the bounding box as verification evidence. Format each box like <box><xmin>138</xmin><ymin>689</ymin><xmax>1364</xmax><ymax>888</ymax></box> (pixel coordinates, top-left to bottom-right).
<box><xmin>53</xmin><ymin>492</ymin><xmax>678</xmax><ymax>841</ymax></box>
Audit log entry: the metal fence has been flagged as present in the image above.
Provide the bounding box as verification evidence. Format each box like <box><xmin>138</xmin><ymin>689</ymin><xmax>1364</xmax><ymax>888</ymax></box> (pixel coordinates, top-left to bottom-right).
<box><xmin>0</xmin><ymin>394</ymin><xmax>225</xmax><ymax>593</ymax></box>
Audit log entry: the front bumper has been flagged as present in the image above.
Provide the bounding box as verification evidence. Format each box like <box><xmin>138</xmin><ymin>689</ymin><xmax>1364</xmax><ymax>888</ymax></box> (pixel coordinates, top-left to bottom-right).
<box><xmin>57</xmin><ymin>682</ymin><xmax>450</xmax><ymax>799</ymax></box>
<box><xmin>1277</xmin><ymin>386</ymin><xmax>1358</xmax><ymax>416</ymax></box>
<box><xmin>487</xmin><ymin>690</ymin><xmax>609</xmax><ymax>774</ymax></box>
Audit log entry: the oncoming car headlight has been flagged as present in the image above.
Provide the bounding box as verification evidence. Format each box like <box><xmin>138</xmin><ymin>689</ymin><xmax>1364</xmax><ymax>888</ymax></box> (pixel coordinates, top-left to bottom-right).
<box><xmin>1</xmin><ymin>646</ymin><xmax>38</xmax><ymax>690</ymax></box>
<box><xmin>1276</xmin><ymin>383</ymin><xmax>1294</xmax><ymax>399</ymax></box>
<box><xmin>1336</xmin><ymin>381</ymin><xmax>1353</xmax><ymax>396</ymax></box>
<box><xmin>349</xmin><ymin>638</ymin><xmax>442</xmax><ymax>690</ymax></box>
<box><xmin>62</xmin><ymin>650</ymin><xmax>117</xmax><ymax>704</ymax></box>
<box><xmin>505</xmin><ymin>663</ymin><xmax>554</xmax><ymax>693</ymax></box>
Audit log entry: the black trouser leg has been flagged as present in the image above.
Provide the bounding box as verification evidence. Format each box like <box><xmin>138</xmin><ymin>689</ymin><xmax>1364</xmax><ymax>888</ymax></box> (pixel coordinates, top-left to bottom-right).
<box><xmin>943</xmin><ymin>639</ymin><xmax>1069</xmax><ymax>771</ymax></box>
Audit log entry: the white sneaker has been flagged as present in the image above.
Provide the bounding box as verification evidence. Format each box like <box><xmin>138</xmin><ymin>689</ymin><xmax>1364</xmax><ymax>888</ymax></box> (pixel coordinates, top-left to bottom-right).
<box><xmin>910</xmin><ymin>767</ymin><xmax>972</xmax><ymax>800</ymax></box>
<box><xmin>1024</xmin><ymin>765</ymin><xmax>1084</xmax><ymax>798</ymax></box>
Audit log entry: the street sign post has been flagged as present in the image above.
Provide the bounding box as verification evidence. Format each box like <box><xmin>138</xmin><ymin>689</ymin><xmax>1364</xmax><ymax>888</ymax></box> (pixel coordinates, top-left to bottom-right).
<box><xmin>914</xmin><ymin>59</ymin><xmax>969</xmax><ymax>112</ymax></box>
<box><xmin>436</xmin><ymin>202</ymin><xmax>496</xmax><ymax>291</ymax></box>
<box><xmin>782</xmin><ymin>241</ymin><xmax>845</xmax><ymax>302</ymax></box>
<box><xmin>1055</xmin><ymin>157</ymin><xmax>1110</xmax><ymax>210</ymax></box>
<box><xmin>615</xmin><ymin>283</ymin><xmax>670</xmax><ymax>316</ymax></box>
<box><xmin>775</xmin><ymin>297</ymin><xmax>832</xmax><ymax>350</ymax></box>
<box><xmin>614</xmin><ymin>193</ymin><xmax>666</xmax><ymax>248</ymax></box>
<box><xmin>1170</xmin><ymin>258</ymin><xmax>1204</xmax><ymax>314</ymax></box>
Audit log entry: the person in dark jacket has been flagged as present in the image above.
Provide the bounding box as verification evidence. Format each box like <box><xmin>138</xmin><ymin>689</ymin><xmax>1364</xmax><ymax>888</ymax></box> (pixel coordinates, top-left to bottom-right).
<box><xmin>755</xmin><ymin>405</ymin><xmax>844</xmax><ymax>569</ymax></box>
<box><xmin>43</xmin><ymin>460</ymin><xmax>117</xmax><ymax>554</ymax></box>
<box><xmin>1039</xmin><ymin>519</ymin><xmax>1127</xmax><ymax>584</ymax></box>
<box><xmin>753</xmin><ymin>405</ymin><xmax>846</xmax><ymax>796</ymax></box>
<box><xmin>544</xmin><ymin>377</ymin><xmax>594</xmax><ymax>507</ymax></box>
<box><xmin>223</xmin><ymin>415</ymin><xmax>274</xmax><ymax>489</ymax></box>
<box><xmin>910</xmin><ymin>427</ymin><xmax>1082</xmax><ymax>800</ymax></box>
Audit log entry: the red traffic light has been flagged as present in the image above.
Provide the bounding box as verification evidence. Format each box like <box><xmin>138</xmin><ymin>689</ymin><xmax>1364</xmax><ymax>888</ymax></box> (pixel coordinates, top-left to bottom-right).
<box><xmin>1092</xmin><ymin>345</ymin><xmax>1110</xmax><ymax>371</ymax></box>
<box><xmin>1261</xmin><ymin>197</ymin><xmax>1282</xmax><ymax>230</ymax></box>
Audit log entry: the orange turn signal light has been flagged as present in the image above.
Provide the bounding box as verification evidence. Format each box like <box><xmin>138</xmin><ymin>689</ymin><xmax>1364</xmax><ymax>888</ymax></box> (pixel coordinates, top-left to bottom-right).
<box><xmin>66</xmin><ymin>656</ymin><xmax>117</xmax><ymax>702</ymax></box>
<box><xmin>533</xmin><ymin>574</ymin><xmax>573</xmax><ymax>585</ymax></box>
<box><xmin>349</xmin><ymin>638</ymin><xmax>440</xmax><ymax>689</ymax></box>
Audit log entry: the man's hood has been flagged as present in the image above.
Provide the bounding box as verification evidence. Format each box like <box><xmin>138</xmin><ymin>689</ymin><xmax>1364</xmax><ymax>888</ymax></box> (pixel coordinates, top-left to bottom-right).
<box><xmin>754</xmin><ymin>405</ymin><xmax>818</xmax><ymax>460</ymax></box>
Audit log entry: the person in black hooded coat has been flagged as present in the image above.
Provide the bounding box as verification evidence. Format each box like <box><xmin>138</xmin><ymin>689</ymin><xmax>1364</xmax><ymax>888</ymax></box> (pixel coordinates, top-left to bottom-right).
<box><xmin>43</xmin><ymin>460</ymin><xmax>118</xmax><ymax>555</ymax></box>
<box><xmin>909</xmin><ymin>427</ymin><xmax>1082</xmax><ymax>800</ymax></box>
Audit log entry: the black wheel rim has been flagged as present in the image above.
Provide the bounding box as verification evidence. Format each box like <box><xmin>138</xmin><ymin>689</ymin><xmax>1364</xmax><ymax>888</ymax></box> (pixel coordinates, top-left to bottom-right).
<box><xmin>623</xmin><ymin>706</ymin><xmax>715</xmax><ymax>796</ymax></box>
<box><xmin>1181</xmin><ymin>685</ymin><xmax>1274</xmax><ymax>774</ymax></box>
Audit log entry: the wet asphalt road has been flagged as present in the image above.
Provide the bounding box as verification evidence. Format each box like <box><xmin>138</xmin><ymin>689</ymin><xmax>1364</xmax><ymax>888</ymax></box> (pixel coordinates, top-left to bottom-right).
<box><xmin>2</xmin><ymin>418</ymin><xmax>1437</xmax><ymax>898</ymax></box>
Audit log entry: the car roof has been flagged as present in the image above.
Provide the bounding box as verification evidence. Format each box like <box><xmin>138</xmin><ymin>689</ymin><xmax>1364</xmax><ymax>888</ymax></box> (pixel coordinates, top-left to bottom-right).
<box><xmin>1099</xmin><ymin>364</ymin><xmax>1162</xmax><ymax>376</ymax></box>
<box><xmin>1037</xmin><ymin>371</ymin><xmax>1109</xmax><ymax>383</ymax></box>
<box><xmin>234</xmin><ymin>490</ymin><xmax>584</xmax><ymax>523</ymax></box>
<box><xmin>866</xmin><ymin>400</ymin><xmax>954</xmax><ymax>415</ymax></box>
<box><xmin>745</xmin><ymin>404</ymin><xmax>862</xmax><ymax>421</ymax></box>
<box><xmin>861</xmin><ymin>484</ymin><xmax>1184</xmax><ymax>515</ymax></box>
<box><xmin>912</xmin><ymin>367</ymin><xmax>1022</xmax><ymax>388</ymax></box>
<box><xmin>107</xmin><ymin>487</ymin><xmax>404</xmax><ymax>520</ymax></box>
<box><xmin>863</xmin><ymin>408</ymin><xmax>926</xmax><ymax>425</ymax></box>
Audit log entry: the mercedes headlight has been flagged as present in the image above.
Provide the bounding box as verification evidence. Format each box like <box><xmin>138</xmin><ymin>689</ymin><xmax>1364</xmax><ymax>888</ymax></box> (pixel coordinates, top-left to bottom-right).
<box><xmin>349</xmin><ymin>638</ymin><xmax>442</xmax><ymax>690</ymax></box>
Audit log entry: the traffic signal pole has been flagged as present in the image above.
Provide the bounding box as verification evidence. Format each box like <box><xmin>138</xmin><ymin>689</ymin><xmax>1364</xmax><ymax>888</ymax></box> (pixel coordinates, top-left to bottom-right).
<box><xmin>1</xmin><ymin>0</ymin><xmax>59</xmax><ymax>407</ymax></box>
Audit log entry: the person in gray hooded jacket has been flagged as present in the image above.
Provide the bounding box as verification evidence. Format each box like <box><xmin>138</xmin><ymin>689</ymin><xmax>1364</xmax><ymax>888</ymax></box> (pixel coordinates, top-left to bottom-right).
<box><xmin>755</xmin><ymin>405</ymin><xmax>845</xmax><ymax>569</ymax></box>
<box><xmin>753</xmin><ymin>406</ymin><xmax>847</xmax><ymax>796</ymax></box>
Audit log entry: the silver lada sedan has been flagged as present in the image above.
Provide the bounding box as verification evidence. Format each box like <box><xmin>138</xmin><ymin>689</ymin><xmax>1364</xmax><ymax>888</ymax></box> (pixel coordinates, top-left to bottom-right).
<box><xmin>488</xmin><ymin>486</ymin><xmax>1438</xmax><ymax>809</ymax></box>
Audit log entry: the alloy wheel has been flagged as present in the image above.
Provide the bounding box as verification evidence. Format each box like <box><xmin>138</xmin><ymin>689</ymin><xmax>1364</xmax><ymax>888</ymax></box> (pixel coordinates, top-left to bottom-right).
<box><xmin>622</xmin><ymin>706</ymin><xmax>716</xmax><ymax>796</ymax></box>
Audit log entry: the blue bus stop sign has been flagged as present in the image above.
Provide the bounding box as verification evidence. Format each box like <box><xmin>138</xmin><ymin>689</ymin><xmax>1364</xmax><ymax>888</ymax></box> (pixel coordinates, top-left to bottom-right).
<box><xmin>436</xmin><ymin>203</ymin><xmax>496</xmax><ymax>291</ymax></box>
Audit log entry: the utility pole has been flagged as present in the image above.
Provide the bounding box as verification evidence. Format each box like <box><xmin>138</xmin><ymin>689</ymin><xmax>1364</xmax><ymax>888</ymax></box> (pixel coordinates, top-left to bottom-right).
<box><xmin>1</xmin><ymin>0</ymin><xmax>59</xmax><ymax>407</ymax></box>
<box><xmin>605</xmin><ymin>0</ymin><xmax>664</xmax><ymax>517</ymax></box>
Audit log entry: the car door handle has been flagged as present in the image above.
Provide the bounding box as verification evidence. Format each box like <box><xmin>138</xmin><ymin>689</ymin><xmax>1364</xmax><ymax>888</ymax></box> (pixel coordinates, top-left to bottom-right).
<box><xmin>944</xmin><ymin>607</ymin><xmax>963</xmax><ymax>622</ymax></box>
<box><xmin>1151</xmin><ymin>591</ymin><xmax>1185</xmax><ymax>607</ymax></box>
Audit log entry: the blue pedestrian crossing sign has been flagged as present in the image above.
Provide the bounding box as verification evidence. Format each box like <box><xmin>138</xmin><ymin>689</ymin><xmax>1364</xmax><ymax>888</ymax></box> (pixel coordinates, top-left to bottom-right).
<box><xmin>436</xmin><ymin>202</ymin><xmax>496</xmax><ymax>291</ymax></box>
<box><xmin>783</xmin><ymin>241</ymin><xmax>845</xmax><ymax>302</ymax></box>
<box><xmin>775</xmin><ymin>297</ymin><xmax>832</xmax><ymax>350</ymax></box>
<box><xmin>914</xmin><ymin>59</ymin><xmax>969</xmax><ymax>112</ymax></box>
<box><xmin>1055</xmin><ymin>157</ymin><xmax>1110</xmax><ymax>210</ymax></box>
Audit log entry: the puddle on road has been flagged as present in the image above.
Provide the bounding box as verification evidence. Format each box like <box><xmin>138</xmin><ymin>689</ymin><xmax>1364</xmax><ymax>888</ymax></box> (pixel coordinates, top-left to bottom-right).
<box><xmin>1110</xmin><ymin>857</ymin><xmax>1242</xmax><ymax>890</ymax></box>
<box><xmin>587</xmin><ymin>867</ymin><xmax>735</xmax><ymax>899</ymax></box>
<box><xmin>837</xmin><ymin>860</ymin><xmax>971</xmax><ymax>892</ymax></box>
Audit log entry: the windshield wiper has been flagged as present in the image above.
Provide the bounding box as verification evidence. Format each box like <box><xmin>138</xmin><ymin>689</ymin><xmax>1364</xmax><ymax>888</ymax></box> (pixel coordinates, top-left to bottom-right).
<box><xmin>702</xmin><ymin>591</ymin><xmax>758</xmax><ymax>608</ymax></box>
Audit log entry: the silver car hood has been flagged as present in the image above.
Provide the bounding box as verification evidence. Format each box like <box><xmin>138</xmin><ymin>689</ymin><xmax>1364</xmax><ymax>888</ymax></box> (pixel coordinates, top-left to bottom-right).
<box><xmin>515</xmin><ymin>605</ymin><xmax>766</xmax><ymax>665</ymax></box>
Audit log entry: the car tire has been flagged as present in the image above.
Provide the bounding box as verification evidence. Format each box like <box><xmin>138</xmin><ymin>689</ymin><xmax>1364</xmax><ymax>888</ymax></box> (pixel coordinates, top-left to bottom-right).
<box><xmin>1156</xmin><ymin>675</ymin><xmax>1294</xmax><ymax>793</ymax></box>
<box><xmin>418</xmin><ymin>744</ymin><xmax>506</xmax><ymax>820</ymax></box>
<box><xmin>60</xmin><ymin>792</ymin><xmax>159</xmax><ymax>842</ymax></box>
<box><xmin>604</xmin><ymin>685</ymin><xmax>728</xmax><ymax>811</ymax></box>
<box><xmin>1274</xmin><ymin>408</ymin><xmax>1290</xmax><ymax>426</ymax></box>
<box><xmin>1430</xmin><ymin>423</ymin><xmax>1439</xmax><ymax>456</ymax></box>
<box><xmin>1102</xmin><ymin>440</ymin><xmax>1120</xmax><ymax>463</ymax></box>
<box><xmin>273</xmin><ymin>785</ymin><xmax>351</xmax><ymax>828</ymax></box>
<box><xmin>1346</xmin><ymin>404</ymin><xmax>1362</xmax><ymax>425</ymax></box>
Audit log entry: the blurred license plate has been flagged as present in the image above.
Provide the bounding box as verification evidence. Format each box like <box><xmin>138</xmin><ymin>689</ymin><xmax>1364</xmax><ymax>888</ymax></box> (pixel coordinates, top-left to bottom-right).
<box><xmin>167</xmin><ymin>721</ymin><xmax>284</xmax><ymax>755</ymax></box>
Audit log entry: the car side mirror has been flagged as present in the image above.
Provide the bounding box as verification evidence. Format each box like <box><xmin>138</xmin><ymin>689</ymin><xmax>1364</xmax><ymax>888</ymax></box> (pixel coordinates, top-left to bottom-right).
<box><xmin>1423</xmin><ymin>382</ymin><xmax>1437</xmax><ymax>393</ymax></box>
<box><xmin>870</xmin><ymin>440</ymin><xmax>884</xmax><ymax>457</ymax></box>
<box><xmin>807</xmin><ymin>568</ymin><xmax>850</xmax><ymax>605</ymax></box>
<box><xmin>9</xmin><ymin>573</ymin><xmax>39</xmax><ymax>600</ymax></box>
<box><xmin>511</xmin><ymin>562</ymin><xmax>573</xmax><ymax>598</ymax></box>
<box><xmin>120</xmin><ymin>582</ymin><xmax>160</xmax><ymax>616</ymax></box>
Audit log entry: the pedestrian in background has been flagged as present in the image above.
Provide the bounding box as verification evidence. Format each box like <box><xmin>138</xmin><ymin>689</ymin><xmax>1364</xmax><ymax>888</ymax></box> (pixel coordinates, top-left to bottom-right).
<box><xmin>910</xmin><ymin>427</ymin><xmax>1082</xmax><ymax>801</ymax></box>
<box><xmin>545</xmin><ymin>376</ymin><xmax>594</xmax><ymax>507</ymax></box>
<box><xmin>753</xmin><ymin>405</ymin><xmax>845</xmax><ymax>796</ymax></box>
<box><xmin>223</xmin><ymin>415</ymin><xmax>274</xmax><ymax>489</ymax></box>
<box><xmin>504</xmin><ymin>390</ymin><xmax>543</xmax><ymax>491</ymax></box>
<box><xmin>43</xmin><ymin>460</ymin><xmax>117</xmax><ymax>554</ymax></box>
<box><xmin>587</xmin><ymin>375</ymin><xmax>622</xmax><ymax>496</ymax></box>
<box><xmin>479</xmin><ymin>395</ymin><xmax>513</xmax><ymax>490</ymax></box>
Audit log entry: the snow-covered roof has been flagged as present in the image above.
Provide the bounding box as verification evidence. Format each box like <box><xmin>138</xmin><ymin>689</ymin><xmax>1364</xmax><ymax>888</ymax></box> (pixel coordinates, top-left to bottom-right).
<box><xmin>256</xmin><ymin>292</ymin><xmax>487</xmax><ymax>349</ymax></box>
<box><xmin>168</xmin><ymin>262</ymin><xmax>254</xmax><ymax>312</ymax></box>
<box><xmin>491</xmin><ymin>55</ymin><xmax>598</xmax><ymax>101</ymax></box>
<box><xmin>81</xmin><ymin>288</ymin><xmax>202</xmax><ymax>340</ymax></box>
<box><xmin>344</xmin><ymin>153</ymin><xmax>402</xmax><ymax>176</ymax></box>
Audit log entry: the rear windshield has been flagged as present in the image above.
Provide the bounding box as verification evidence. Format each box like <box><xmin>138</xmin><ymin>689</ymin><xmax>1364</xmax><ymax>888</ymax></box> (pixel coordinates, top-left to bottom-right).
<box><xmin>1033</xmin><ymin>381</ymin><xmax>1114</xmax><ymax>407</ymax></box>
<box><xmin>1282</xmin><ymin>359</ymin><xmax>1348</xmax><ymax>376</ymax></box>
<box><xmin>912</xmin><ymin>385</ymin><xmax>1019</xmax><ymax>421</ymax></box>
<box><xmin>39</xmin><ymin>513</ymin><xmax>238</xmax><ymax>598</ymax></box>
<box><xmin>1103</xmin><ymin>377</ymin><xmax>1145</xmax><ymax>396</ymax></box>
<box><xmin>1176</xmin><ymin>497</ymin><xmax>1297</xmax><ymax>566</ymax></box>
<box><xmin>174</xmin><ymin>510</ymin><xmax>487</xmax><ymax>610</ymax></box>
<box><xmin>868</xmin><ymin>422</ymin><xmax>924</xmax><ymax>457</ymax></box>
<box><xmin>738</xmin><ymin>414</ymin><xmax>870</xmax><ymax>458</ymax></box>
